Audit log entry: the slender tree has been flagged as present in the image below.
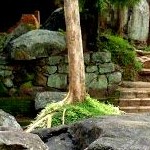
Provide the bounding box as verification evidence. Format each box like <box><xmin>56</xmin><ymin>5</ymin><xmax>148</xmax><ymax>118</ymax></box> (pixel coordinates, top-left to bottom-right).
<box><xmin>25</xmin><ymin>0</ymin><xmax>86</xmax><ymax>132</ymax></box>
<box><xmin>147</xmin><ymin>0</ymin><xmax>150</xmax><ymax>45</ymax></box>
<box><xmin>64</xmin><ymin>0</ymin><xmax>86</xmax><ymax>103</ymax></box>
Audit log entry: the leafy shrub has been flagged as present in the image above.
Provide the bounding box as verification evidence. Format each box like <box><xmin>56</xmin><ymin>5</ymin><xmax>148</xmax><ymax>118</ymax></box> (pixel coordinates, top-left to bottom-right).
<box><xmin>97</xmin><ymin>34</ymin><xmax>142</xmax><ymax>80</ymax></box>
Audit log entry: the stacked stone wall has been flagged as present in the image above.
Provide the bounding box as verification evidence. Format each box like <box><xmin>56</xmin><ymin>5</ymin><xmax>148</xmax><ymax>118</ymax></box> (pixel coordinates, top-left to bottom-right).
<box><xmin>0</xmin><ymin>51</ymin><xmax>121</xmax><ymax>99</ymax></box>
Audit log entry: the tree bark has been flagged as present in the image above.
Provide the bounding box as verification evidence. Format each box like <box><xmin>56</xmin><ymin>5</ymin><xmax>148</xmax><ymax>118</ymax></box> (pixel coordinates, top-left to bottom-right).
<box><xmin>147</xmin><ymin>1</ymin><xmax>150</xmax><ymax>45</ymax></box>
<box><xmin>64</xmin><ymin>0</ymin><xmax>86</xmax><ymax>103</ymax></box>
<box><xmin>117</xmin><ymin>6</ymin><xmax>125</xmax><ymax>37</ymax></box>
<box><xmin>97</xmin><ymin>10</ymin><xmax>106</xmax><ymax>36</ymax></box>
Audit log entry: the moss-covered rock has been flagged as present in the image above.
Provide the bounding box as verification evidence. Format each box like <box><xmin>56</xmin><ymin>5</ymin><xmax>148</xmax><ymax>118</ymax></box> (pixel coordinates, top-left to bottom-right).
<box><xmin>8</xmin><ymin>29</ymin><xmax>66</xmax><ymax>60</ymax></box>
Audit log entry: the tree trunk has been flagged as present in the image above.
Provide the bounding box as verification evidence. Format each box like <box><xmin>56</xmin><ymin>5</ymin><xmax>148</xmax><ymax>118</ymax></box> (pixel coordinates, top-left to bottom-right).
<box><xmin>97</xmin><ymin>11</ymin><xmax>106</xmax><ymax>36</ymax></box>
<box><xmin>117</xmin><ymin>6</ymin><xmax>125</xmax><ymax>37</ymax></box>
<box><xmin>147</xmin><ymin>1</ymin><xmax>150</xmax><ymax>45</ymax></box>
<box><xmin>64</xmin><ymin>0</ymin><xmax>86</xmax><ymax>104</ymax></box>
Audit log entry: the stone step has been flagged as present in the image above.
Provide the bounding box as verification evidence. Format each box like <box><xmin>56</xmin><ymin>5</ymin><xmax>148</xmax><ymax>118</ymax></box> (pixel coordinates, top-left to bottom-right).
<box><xmin>121</xmin><ymin>81</ymin><xmax>150</xmax><ymax>88</ymax></box>
<box><xmin>139</xmin><ymin>68</ymin><xmax>150</xmax><ymax>75</ymax></box>
<box><xmin>117</xmin><ymin>87</ymin><xmax>150</xmax><ymax>99</ymax></box>
<box><xmin>119</xmin><ymin>106</ymin><xmax>150</xmax><ymax>113</ymax></box>
<box><xmin>119</xmin><ymin>98</ymin><xmax>150</xmax><ymax>107</ymax></box>
<box><xmin>137</xmin><ymin>56</ymin><xmax>150</xmax><ymax>69</ymax></box>
<box><xmin>137</xmin><ymin>69</ymin><xmax>150</xmax><ymax>82</ymax></box>
<box><xmin>135</xmin><ymin>49</ymin><xmax>150</xmax><ymax>57</ymax></box>
<box><xmin>137</xmin><ymin>75</ymin><xmax>150</xmax><ymax>82</ymax></box>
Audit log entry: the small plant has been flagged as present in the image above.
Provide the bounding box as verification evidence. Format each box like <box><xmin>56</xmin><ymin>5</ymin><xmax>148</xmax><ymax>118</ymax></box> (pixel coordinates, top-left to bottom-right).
<box><xmin>52</xmin><ymin>95</ymin><xmax>121</xmax><ymax>127</ymax></box>
<box><xmin>26</xmin><ymin>95</ymin><xmax>122</xmax><ymax>132</ymax></box>
<box><xmin>97</xmin><ymin>34</ymin><xmax>142</xmax><ymax>80</ymax></box>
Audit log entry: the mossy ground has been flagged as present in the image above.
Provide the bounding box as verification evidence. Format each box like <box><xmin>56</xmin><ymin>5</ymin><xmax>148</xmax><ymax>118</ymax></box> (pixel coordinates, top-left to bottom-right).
<box><xmin>0</xmin><ymin>97</ymin><xmax>35</xmax><ymax>117</ymax></box>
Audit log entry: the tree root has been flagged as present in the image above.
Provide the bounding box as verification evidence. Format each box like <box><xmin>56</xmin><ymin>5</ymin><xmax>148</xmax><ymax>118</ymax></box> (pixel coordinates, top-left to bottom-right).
<box><xmin>62</xmin><ymin>108</ymin><xmax>66</xmax><ymax>125</ymax></box>
<box><xmin>25</xmin><ymin>92</ymin><xmax>70</xmax><ymax>133</ymax></box>
<box><xmin>25</xmin><ymin>113</ymin><xmax>54</xmax><ymax>133</ymax></box>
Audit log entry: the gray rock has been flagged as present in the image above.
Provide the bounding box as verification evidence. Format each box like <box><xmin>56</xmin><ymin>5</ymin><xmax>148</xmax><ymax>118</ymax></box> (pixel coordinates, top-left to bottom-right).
<box><xmin>128</xmin><ymin>0</ymin><xmax>149</xmax><ymax>41</ymax></box>
<box><xmin>107</xmin><ymin>72</ymin><xmax>122</xmax><ymax>85</ymax></box>
<box><xmin>32</xmin><ymin>125</ymin><xmax>74</xmax><ymax>150</ymax></box>
<box><xmin>0</xmin><ymin>109</ymin><xmax>22</xmax><ymax>130</ymax></box>
<box><xmin>98</xmin><ymin>63</ymin><xmax>115</xmax><ymax>74</ymax></box>
<box><xmin>47</xmin><ymin>74</ymin><xmax>67</xmax><ymax>90</ymax></box>
<box><xmin>86</xmin><ymin>66</ymin><xmax>98</xmax><ymax>73</ymax></box>
<box><xmin>48</xmin><ymin>56</ymin><xmax>64</xmax><ymax>65</ymax></box>
<box><xmin>35</xmin><ymin>91</ymin><xmax>67</xmax><ymax>110</ymax></box>
<box><xmin>33</xmin><ymin>113</ymin><xmax>150</xmax><ymax>150</ymax></box>
<box><xmin>3</xmin><ymin>78</ymin><xmax>13</xmax><ymax>88</ymax></box>
<box><xmin>58</xmin><ymin>64</ymin><xmax>68</xmax><ymax>73</ymax></box>
<box><xmin>47</xmin><ymin>66</ymin><xmax>57</xmax><ymax>74</ymax></box>
<box><xmin>86</xmin><ymin>74</ymin><xmax>108</xmax><ymax>90</ymax></box>
<box><xmin>4</xmin><ymin>23</ymin><xmax>35</xmax><ymax>48</ymax></box>
<box><xmin>46</xmin><ymin>133</ymin><xmax>73</xmax><ymax>150</ymax></box>
<box><xmin>84</xmin><ymin>53</ymin><xmax>91</xmax><ymax>65</ymax></box>
<box><xmin>0</xmin><ymin>130</ymin><xmax>48</xmax><ymax>150</ymax></box>
<box><xmin>71</xmin><ymin>113</ymin><xmax>150</xmax><ymax>150</ymax></box>
<box><xmin>8</xmin><ymin>29</ymin><xmax>66</xmax><ymax>60</ymax></box>
<box><xmin>92</xmin><ymin>52</ymin><xmax>111</xmax><ymax>63</ymax></box>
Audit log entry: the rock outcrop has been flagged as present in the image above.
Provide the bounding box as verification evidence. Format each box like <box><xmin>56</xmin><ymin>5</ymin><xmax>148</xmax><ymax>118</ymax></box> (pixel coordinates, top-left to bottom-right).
<box><xmin>0</xmin><ymin>130</ymin><xmax>48</xmax><ymax>150</ymax></box>
<box><xmin>0</xmin><ymin>109</ymin><xmax>48</xmax><ymax>150</ymax></box>
<box><xmin>128</xmin><ymin>0</ymin><xmax>149</xmax><ymax>41</ymax></box>
<box><xmin>7</xmin><ymin>29</ymin><xmax>66</xmax><ymax>60</ymax></box>
<box><xmin>33</xmin><ymin>113</ymin><xmax>150</xmax><ymax>150</ymax></box>
<box><xmin>0</xmin><ymin>109</ymin><xmax>22</xmax><ymax>130</ymax></box>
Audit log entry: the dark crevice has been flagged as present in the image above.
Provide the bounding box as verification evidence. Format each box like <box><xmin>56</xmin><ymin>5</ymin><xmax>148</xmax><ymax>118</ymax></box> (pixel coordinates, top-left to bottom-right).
<box><xmin>0</xmin><ymin>0</ymin><xmax>58</xmax><ymax>32</ymax></box>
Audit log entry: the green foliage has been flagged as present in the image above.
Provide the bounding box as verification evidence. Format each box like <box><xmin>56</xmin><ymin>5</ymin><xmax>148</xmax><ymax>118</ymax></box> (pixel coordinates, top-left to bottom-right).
<box><xmin>20</xmin><ymin>81</ymin><xmax>33</xmax><ymax>89</ymax></box>
<box><xmin>108</xmin><ymin>0</ymin><xmax>140</xmax><ymax>7</ymax></box>
<box><xmin>143</xmin><ymin>46</ymin><xmax>150</xmax><ymax>52</ymax></box>
<box><xmin>55</xmin><ymin>0</ymin><xmax>140</xmax><ymax>13</ymax></box>
<box><xmin>0</xmin><ymin>97</ymin><xmax>35</xmax><ymax>117</ymax></box>
<box><xmin>96</xmin><ymin>0</ymin><xmax>110</xmax><ymax>11</ymax></box>
<box><xmin>98</xmin><ymin>34</ymin><xmax>142</xmax><ymax>80</ymax></box>
<box><xmin>51</xmin><ymin>95</ymin><xmax>121</xmax><ymax>127</ymax></box>
<box><xmin>0</xmin><ymin>33</ymin><xmax>8</xmax><ymax>52</ymax></box>
<box><xmin>24</xmin><ymin>73</ymin><xmax>34</xmax><ymax>82</ymax></box>
<box><xmin>79</xmin><ymin>0</ymin><xmax>86</xmax><ymax>12</ymax></box>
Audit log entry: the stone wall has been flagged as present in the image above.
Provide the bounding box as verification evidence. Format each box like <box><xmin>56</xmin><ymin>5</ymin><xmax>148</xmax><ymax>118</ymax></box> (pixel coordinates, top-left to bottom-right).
<box><xmin>0</xmin><ymin>51</ymin><xmax>121</xmax><ymax>99</ymax></box>
<box><xmin>0</xmin><ymin>56</ymin><xmax>13</xmax><ymax>96</ymax></box>
<box><xmin>47</xmin><ymin>51</ymin><xmax>121</xmax><ymax>98</ymax></box>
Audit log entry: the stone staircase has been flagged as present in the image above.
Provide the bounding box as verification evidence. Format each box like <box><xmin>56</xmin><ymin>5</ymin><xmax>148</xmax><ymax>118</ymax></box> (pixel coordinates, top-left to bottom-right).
<box><xmin>118</xmin><ymin>50</ymin><xmax>150</xmax><ymax>113</ymax></box>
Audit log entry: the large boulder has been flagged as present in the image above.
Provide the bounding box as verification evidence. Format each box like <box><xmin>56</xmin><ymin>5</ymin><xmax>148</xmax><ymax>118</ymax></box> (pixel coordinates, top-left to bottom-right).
<box><xmin>35</xmin><ymin>91</ymin><xmax>67</xmax><ymax>110</ymax></box>
<box><xmin>0</xmin><ymin>129</ymin><xmax>48</xmax><ymax>150</ymax></box>
<box><xmin>33</xmin><ymin>113</ymin><xmax>150</xmax><ymax>150</ymax></box>
<box><xmin>0</xmin><ymin>109</ymin><xmax>22</xmax><ymax>130</ymax></box>
<box><xmin>0</xmin><ymin>109</ymin><xmax>48</xmax><ymax>149</ymax></box>
<box><xmin>4</xmin><ymin>23</ymin><xmax>36</xmax><ymax>49</ymax></box>
<box><xmin>32</xmin><ymin>125</ymin><xmax>75</xmax><ymax>150</ymax></box>
<box><xmin>128</xmin><ymin>0</ymin><xmax>149</xmax><ymax>41</ymax></box>
<box><xmin>7</xmin><ymin>29</ymin><xmax>66</xmax><ymax>60</ymax></box>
